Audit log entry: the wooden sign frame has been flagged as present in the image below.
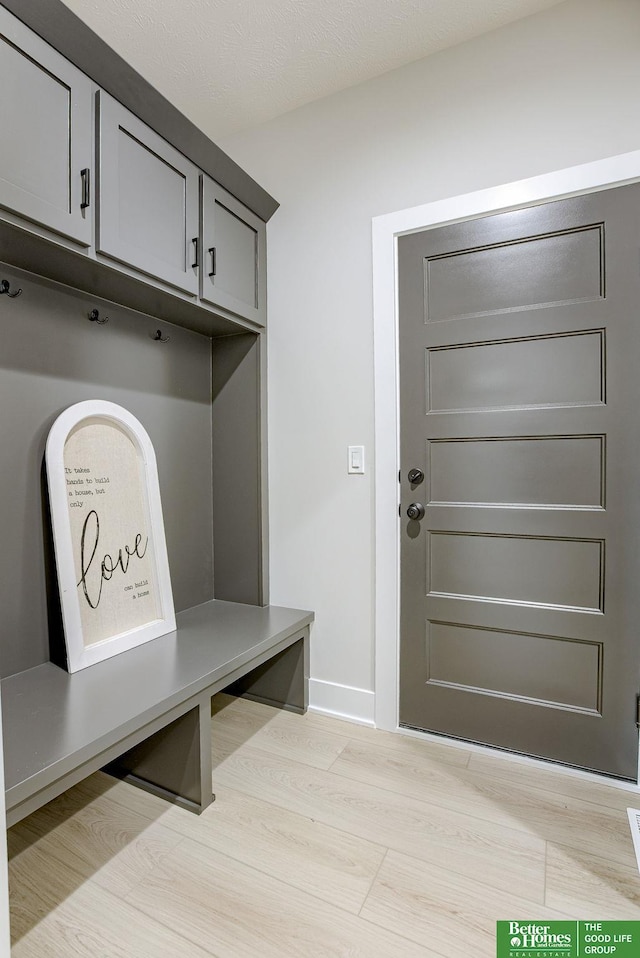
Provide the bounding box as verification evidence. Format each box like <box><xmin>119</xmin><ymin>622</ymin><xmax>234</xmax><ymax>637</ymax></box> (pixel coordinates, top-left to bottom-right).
<box><xmin>46</xmin><ymin>400</ymin><xmax>176</xmax><ymax>672</ymax></box>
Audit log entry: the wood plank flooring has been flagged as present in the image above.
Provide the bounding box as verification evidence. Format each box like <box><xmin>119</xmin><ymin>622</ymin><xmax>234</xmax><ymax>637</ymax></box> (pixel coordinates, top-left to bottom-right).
<box><xmin>7</xmin><ymin>693</ymin><xmax>640</xmax><ymax>956</ymax></box>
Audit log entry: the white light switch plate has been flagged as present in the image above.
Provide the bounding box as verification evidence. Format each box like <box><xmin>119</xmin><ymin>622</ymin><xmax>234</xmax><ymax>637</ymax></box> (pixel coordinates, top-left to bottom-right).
<box><xmin>348</xmin><ymin>445</ymin><xmax>365</xmax><ymax>474</ymax></box>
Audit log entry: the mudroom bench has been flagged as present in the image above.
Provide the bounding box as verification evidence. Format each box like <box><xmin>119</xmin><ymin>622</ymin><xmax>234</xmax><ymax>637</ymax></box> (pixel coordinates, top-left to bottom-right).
<box><xmin>2</xmin><ymin>600</ymin><xmax>313</xmax><ymax>828</ymax></box>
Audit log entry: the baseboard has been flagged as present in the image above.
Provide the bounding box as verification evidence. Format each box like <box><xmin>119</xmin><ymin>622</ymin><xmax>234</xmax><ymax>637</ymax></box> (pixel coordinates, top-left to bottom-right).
<box><xmin>239</xmin><ymin>691</ymin><xmax>305</xmax><ymax>715</ymax></box>
<box><xmin>308</xmin><ymin>679</ymin><xmax>375</xmax><ymax>726</ymax></box>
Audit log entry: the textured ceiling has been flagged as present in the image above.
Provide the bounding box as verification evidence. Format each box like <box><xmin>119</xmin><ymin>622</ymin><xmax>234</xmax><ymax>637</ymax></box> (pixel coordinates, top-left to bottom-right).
<box><xmin>59</xmin><ymin>0</ymin><xmax>565</xmax><ymax>139</ymax></box>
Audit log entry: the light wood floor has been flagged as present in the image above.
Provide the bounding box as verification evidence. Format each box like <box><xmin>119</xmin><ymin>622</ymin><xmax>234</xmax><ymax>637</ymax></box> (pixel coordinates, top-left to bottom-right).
<box><xmin>8</xmin><ymin>693</ymin><xmax>640</xmax><ymax>956</ymax></box>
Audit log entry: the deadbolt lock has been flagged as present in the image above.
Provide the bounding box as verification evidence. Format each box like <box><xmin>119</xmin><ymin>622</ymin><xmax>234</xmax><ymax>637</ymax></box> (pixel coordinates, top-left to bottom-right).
<box><xmin>406</xmin><ymin>502</ymin><xmax>425</xmax><ymax>521</ymax></box>
<box><xmin>408</xmin><ymin>468</ymin><xmax>424</xmax><ymax>485</ymax></box>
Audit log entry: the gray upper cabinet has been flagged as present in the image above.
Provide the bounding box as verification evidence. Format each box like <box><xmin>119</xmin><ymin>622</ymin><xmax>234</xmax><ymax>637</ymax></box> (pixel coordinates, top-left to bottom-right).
<box><xmin>0</xmin><ymin>6</ymin><xmax>92</xmax><ymax>246</ymax></box>
<box><xmin>96</xmin><ymin>91</ymin><xmax>200</xmax><ymax>297</ymax></box>
<box><xmin>0</xmin><ymin>5</ymin><xmax>272</xmax><ymax>332</ymax></box>
<box><xmin>201</xmin><ymin>176</ymin><xmax>266</xmax><ymax>326</ymax></box>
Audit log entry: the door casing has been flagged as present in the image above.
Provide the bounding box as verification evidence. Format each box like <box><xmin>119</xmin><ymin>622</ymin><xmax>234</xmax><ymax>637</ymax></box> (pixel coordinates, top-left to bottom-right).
<box><xmin>372</xmin><ymin>149</ymin><xmax>640</xmax><ymax>785</ymax></box>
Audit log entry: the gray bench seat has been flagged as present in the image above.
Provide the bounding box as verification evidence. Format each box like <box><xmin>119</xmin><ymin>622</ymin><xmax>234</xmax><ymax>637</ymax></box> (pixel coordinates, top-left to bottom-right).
<box><xmin>2</xmin><ymin>600</ymin><xmax>313</xmax><ymax>827</ymax></box>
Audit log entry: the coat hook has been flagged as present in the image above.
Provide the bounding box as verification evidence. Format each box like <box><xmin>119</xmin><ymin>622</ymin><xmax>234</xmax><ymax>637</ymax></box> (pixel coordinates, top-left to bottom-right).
<box><xmin>153</xmin><ymin>329</ymin><xmax>170</xmax><ymax>343</ymax></box>
<box><xmin>88</xmin><ymin>308</ymin><xmax>109</xmax><ymax>324</ymax></box>
<box><xmin>0</xmin><ymin>279</ymin><xmax>22</xmax><ymax>298</ymax></box>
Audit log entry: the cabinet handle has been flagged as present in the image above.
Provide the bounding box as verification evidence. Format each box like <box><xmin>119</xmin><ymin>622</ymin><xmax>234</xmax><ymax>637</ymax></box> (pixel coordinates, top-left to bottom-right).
<box><xmin>191</xmin><ymin>238</ymin><xmax>199</xmax><ymax>269</ymax></box>
<box><xmin>208</xmin><ymin>247</ymin><xmax>216</xmax><ymax>277</ymax></box>
<box><xmin>81</xmin><ymin>168</ymin><xmax>90</xmax><ymax>210</ymax></box>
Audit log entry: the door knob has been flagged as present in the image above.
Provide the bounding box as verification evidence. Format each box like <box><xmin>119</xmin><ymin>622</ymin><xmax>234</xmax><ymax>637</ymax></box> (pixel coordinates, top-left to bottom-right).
<box><xmin>408</xmin><ymin>468</ymin><xmax>424</xmax><ymax>485</ymax></box>
<box><xmin>406</xmin><ymin>502</ymin><xmax>425</xmax><ymax>521</ymax></box>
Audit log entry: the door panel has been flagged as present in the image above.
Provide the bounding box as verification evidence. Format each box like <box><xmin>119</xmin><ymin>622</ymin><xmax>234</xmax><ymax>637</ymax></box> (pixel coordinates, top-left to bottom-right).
<box><xmin>428</xmin><ymin>436</ymin><xmax>604</xmax><ymax>508</ymax></box>
<box><xmin>116</xmin><ymin>129</ymin><xmax>188</xmax><ymax>273</ymax></box>
<box><xmin>96</xmin><ymin>91</ymin><xmax>199</xmax><ymax>296</ymax></box>
<box><xmin>0</xmin><ymin>6</ymin><xmax>92</xmax><ymax>245</ymax></box>
<box><xmin>427</xmin><ymin>331</ymin><xmax>605</xmax><ymax>412</ymax></box>
<box><xmin>398</xmin><ymin>184</ymin><xmax>640</xmax><ymax>779</ymax></box>
<box><xmin>201</xmin><ymin>175</ymin><xmax>266</xmax><ymax>325</ymax></box>
<box><xmin>429</xmin><ymin>532</ymin><xmax>603</xmax><ymax>612</ymax></box>
<box><xmin>426</xmin><ymin>622</ymin><xmax>601</xmax><ymax>713</ymax></box>
<box><xmin>425</xmin><ymin>223</ymin><xmax>603</xmax><ymax>321</ymax></box>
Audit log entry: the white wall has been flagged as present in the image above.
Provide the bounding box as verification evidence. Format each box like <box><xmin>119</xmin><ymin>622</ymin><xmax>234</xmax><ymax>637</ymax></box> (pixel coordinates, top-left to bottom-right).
<box><xmin>222</xmin><ymin>0</ymin><xmax>640</xmax><ymax>723</ymax></box>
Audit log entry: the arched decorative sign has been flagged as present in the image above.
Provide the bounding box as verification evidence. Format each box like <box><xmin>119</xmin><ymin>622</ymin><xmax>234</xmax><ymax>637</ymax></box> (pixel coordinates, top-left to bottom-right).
<box><xmin>46</xmin><ymin>400</ymin><xmax>176</xmax><ymax>672</ymax></box>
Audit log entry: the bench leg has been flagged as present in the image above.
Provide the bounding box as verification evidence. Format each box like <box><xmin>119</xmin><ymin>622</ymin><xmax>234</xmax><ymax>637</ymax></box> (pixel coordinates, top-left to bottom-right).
<box><xmin>224</xmin><ymin>629</ymin><xmax>309</xmax><ymax>713</ymax></box>
<box><xmin>104</xmin><ymin>692</ymin><xmax>213</xmax><ymax>814</ymax></box>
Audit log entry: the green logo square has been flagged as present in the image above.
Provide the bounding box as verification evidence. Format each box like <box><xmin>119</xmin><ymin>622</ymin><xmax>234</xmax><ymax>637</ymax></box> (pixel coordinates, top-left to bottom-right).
<box><xmin>497</xmin><ymin>920</ymin><xmax>577</xmax><ymax>957</ymax></box>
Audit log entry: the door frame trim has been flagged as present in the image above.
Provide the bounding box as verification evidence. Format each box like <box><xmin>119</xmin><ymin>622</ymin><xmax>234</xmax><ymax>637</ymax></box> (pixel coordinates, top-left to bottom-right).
<box><xmin>372</xmin><ymin>150</ymin><xmax>640</xmax><ymax>766</ymax></box>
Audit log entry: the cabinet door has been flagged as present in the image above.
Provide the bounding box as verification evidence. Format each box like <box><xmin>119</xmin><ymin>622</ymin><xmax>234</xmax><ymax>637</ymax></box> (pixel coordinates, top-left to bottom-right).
<box><xmin>201</xmin><ymin>176</ymin><xmax>266</xmax><ymax>325</ymax></box>
<box><xmin>96</xmin><ymin>92</ymin><xmax>199</xmax><ymax>296</ymax></box>
<box><xmin>0</xmin><ymin>7</ymin><xmax>92</xmax><ymax>246</ymax></box>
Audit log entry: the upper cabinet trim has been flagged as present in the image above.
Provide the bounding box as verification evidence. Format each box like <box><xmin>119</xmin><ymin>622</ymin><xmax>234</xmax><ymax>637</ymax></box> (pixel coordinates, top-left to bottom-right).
<box><xmin>0</xmin><ymin>0</ymin><xmax>278</xmax><ymax>223</ymax></box>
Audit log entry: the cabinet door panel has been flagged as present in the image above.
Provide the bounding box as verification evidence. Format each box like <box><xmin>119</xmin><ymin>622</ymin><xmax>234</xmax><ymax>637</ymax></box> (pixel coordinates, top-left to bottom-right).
<box><xmin>97</xmin><ymin>92</ymin><xmax>199</xmax><ymax>296</ymax></box>
<box><xmin>201</xmin><ymin>176</ymin><xmax>266</xmax><ymax>325</ymax></box>
<box><xmin>0</xmin><ymin>7</ymin><xmax>92</xmax><ymax>245</ymax></box>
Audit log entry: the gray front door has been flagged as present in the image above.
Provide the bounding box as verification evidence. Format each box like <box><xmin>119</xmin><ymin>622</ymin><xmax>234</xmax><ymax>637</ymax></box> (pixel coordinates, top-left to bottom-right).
<box><xmin>398</xmin><ymin>184</ymin><xmax>640</xmax><ymax>780</ymax></box>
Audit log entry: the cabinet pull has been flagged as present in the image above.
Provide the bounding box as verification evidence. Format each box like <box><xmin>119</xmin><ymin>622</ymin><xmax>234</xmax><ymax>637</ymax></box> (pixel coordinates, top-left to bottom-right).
<box><xmin>81</xmin><ymin>168</ymin><xmax>91</xmax><ymax>210</ymax></box>
<box><xmin>208</xmin><ymin>247</ymin><xmax>216</xmax><ymax>277</ymax></box>
<box><xmin>191</xmin><ymin>237</ymin><xmax>199</xmax><ymax>269</ymax></box>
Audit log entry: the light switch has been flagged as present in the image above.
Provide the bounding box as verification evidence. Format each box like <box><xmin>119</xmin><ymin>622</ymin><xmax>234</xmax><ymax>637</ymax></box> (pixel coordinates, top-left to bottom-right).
<box><xmin>348</xmin><ymin>445</ymin><xmax>365</xmax><ymax>474</ymax></box>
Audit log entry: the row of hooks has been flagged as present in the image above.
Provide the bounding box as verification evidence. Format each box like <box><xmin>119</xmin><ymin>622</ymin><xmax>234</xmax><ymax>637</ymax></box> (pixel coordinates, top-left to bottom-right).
<box><xmin>1</xmin><ymin>278</ymin><xmax>170</xmax><ymax>342</ymax></box>
<box><xmin>88</xmin><ymin>307</ymin><xmax>169</xmax><ymax>341</ymax></box>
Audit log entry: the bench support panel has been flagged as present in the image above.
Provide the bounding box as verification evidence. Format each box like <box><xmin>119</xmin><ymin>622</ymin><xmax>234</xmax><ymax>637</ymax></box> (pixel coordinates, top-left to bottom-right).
<box><xmin>225</xmin><ymin>632</ymin><xmax>309</xmax><ymax>714</ymax></box>
<box><xmin>104</xmin><ymin>692</ymin><xmax>213</xmax><ymax>814</ymax></box>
